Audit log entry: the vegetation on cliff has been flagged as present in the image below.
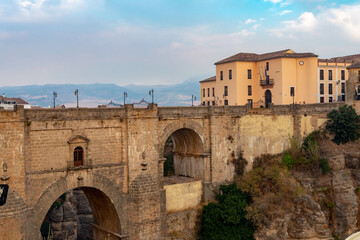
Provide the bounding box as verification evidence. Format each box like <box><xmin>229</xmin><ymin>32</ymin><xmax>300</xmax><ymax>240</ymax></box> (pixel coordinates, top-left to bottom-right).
<box><xmin>326</xmin><ymin>105</ymin><xmax>360</xmax><ymax>144</ymax></box>
<box><xmin>201</xmin><ymin>184</ymin><xmax>256</xmax><ymax>240</ymax></box>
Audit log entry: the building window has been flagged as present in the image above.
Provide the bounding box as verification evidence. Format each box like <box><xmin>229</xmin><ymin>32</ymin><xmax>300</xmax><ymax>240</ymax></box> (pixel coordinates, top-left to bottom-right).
<box><xmin>328</xmin><ymin>70</ymin><xmax>333</xmax><ymax>80</ymax></box>
<box><xmin>212</xmin><ymin>88</ymin><xmax>215</xmax><ymax>97</ymax></box>
<box><xmin>329</xmin><ymin>96</ymin><xmax>333</xmax><ymax>102</ymax></box>
<box><xmin>320</xmin><ymin>69</ymin><xmax>324</xmax><ymax>80</ymax></box>
<box><xmin>290</xmin><ymin>87</ymin><xmax>295</xmax><ymax>96</ymax></box>
<box><xmin>202</xmin><ymin>101</ymin><xmax>205</xmax><ymax>105</ymax></box>
<box><xmin>207</xmin><ymin>101</ymin><xmax>210</xmax><ymax>105</ymax></box>
<box><xmin>220</xmin><ymin>71</ymin><xmax>223</xmax><ymax>80</ymax></box>
<box><xmin>320</xmin><ymin>97</ymin><xmax>324</xmax><ymax>103</ymax></box>
<box><xmin>207</xmin><ymin>88</ymin><xmax>210</xmax><ymax>97</ymax></box>
<box><xmin>74</xmin><ymin>147</ymin><xmax>84</xmax><ymax>167</ymax></box>
<box><xmin>224</xmin><ymin>86</ymin><xmax>228</xmax><ymax>96</ymax></box>
<box><xmin>203</xmin><ymin>88</ymin><xmax>205</xmax><ymax>97</ymax></box>
<box><xmin>328</xmin><ymin>83</ymin><xmax>333</xmax><ymax>94</ymax></box>
<box><xmin>320</xmin><ymin>83</ymin><xmax>324</xmax><ymax>95</ymax></box>
<box><xmin>212</xmin><ymin>101</ymin><xmax>215</xmax><ymax>105</ymax></box>
<box><xmin>341</xmin><ymin>82</ymin><xmax>345</xmax><ymax>94</ymax></box>
<box><xmin>266</xmin><ymin>62</ymin><xmax>269</xmax><ymax>71</ymax></box>
<box><xmin>224</xmin><ymin>100</ymin><xmax>228</xmax><ymax>105</ymax></box>
<box><xmin>229</xmin><ymin>70</ymin><xmax>232</xmax><ymax>80</ymax></box>
<box><xmin>248</xmin><ymin>69</ymin><xmax>252</xmax><ymax>79</ymax></box>
<box><xmin>341</xmin><ymin>70</ymin><xmax>345</xmax><ymax>80</ymax></box>
<box><xmin>248</xmin><ymin>85</ymin><xmax>252</xmax><ymax>96</ymax></box>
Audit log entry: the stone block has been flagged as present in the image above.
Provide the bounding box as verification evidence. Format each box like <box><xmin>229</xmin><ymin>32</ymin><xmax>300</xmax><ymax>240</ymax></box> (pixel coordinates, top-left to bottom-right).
<box><xmin>49</xmin><ymin>205</ymin><xmax>63</xmax><ymax>222</ymax></box>
<box><xmin>328</xmin><ymin>154</ymin><xmax>345</xmax><ymax>171</ymax></box>
<box><xmin>63</xmin><ymin>202</ymin><xmax>77</xmax><ymax>221</ymax></box>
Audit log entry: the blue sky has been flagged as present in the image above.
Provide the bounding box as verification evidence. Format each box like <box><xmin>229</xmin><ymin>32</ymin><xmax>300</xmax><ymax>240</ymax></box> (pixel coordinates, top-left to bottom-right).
<box><xmin>1</xmin><ymin>0</ymin><xmax>360</xmax><ymax>86</ymax></box>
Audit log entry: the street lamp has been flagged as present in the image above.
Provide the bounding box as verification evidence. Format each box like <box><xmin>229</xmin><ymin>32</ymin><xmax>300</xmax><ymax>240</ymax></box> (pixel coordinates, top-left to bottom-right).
<box><xmin>53</xmin><ymin>91</ymin><xmax>57</xmax><ymax>108</ymax></box>
<box><xmin>149</xmin><ymin>89</ymin><xmax>154</xmax><ymax>104</ymax></box>
<box><xmin>74</xmin><ymin>89</ymin><xmax>79</xmax><ymax>108</ymax></box>
<box><xmin>123</xmin><ymin>92</ymin><xmax>128</xmax><ymax>105</ymax></box>
<box><xmin>192</xmin><ymin>95</ymin><xmax>197</xmax><ymax>106</ymax></box>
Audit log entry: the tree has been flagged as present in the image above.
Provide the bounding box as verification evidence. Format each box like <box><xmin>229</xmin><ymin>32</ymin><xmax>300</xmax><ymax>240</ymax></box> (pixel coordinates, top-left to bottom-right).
<box><xmin>326</xmin><ymin>105</ymin><xmax>360</xmax><ymax>144</ymax></box>
<box><xmin>201</xmin><ymin>184</ymin><xmax>256</xmax><ymax>240</ymax></box>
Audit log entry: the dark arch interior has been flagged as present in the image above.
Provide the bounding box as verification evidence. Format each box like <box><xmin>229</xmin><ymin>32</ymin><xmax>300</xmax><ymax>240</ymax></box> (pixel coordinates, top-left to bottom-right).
<box><xmin>163</xmin><ymin>128</ymin><xmax>204</xmax><ymax>184</ymax></box>
<box><xmin>41</xmin><ymin>187</ymin><xmax>121</xmax><ymax>240</ymax></box>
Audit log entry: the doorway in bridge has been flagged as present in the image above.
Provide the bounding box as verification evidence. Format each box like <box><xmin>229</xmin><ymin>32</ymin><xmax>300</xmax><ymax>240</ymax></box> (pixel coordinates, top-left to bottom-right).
<box><xmin>41</xmin><ymin>187</ymin><xmax>121</xmax><ymax>240</ymax></box>
<box><xmin>163</xmin><ymin>128</ymin><xmax>205</xmax><ymax>185</ymax></box>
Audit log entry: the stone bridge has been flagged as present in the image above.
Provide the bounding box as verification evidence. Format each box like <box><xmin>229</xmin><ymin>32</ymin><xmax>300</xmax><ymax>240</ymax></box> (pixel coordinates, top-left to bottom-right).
<box><xmin>0</xmin><ymin>103</ymin><xmax>345</xmax><ymax>239</ymax></box>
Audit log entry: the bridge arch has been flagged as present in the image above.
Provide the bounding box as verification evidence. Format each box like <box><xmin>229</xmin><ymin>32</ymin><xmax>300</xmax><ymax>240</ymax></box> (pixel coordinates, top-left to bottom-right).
<box><xmin>161</xmin><ymin>120</ymin><xmax>207</xmax><ymax>181</ymax></box>
<box><xmin>28</xmin><ymin>172</ymin><xmax>125</xmax><ymax>239</ymax></box>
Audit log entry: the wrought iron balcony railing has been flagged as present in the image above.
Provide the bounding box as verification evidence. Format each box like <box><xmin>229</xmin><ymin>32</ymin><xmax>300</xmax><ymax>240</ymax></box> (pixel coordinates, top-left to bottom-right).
<box><xmin>260</xmin><ymin>79</ymin><xmax>274</xmax><ymax>86</ymax></box>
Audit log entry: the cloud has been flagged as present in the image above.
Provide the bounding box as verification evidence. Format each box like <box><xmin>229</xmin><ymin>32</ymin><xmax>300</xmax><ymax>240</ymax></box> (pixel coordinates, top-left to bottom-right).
<box><xmin>279</xmin><ymin>10</ymin><xmax>292</xmax><ymax>15</ymax></box>
<box><xmin>252</xmin><ymin>24</ymin><xmax>260</xmax><ymax>30</ymax></box>
<box><xmin>0</xmin><ymin>0</ymin><xmax>88</xmax><ymax>22</ymax></box>
<box><xmin>270</xmin><ymin>4</ymin><xmax>360</xmax><ymax>42</ymax></box>
<box><xmin>245</xmin><ymin>18</ymin><xmax>256</xmax><ymax>24</ymax></box>
<box><xmin>264</xmin><ymin>0</ymin><xmax>283</xmax><ymax>3</ymax></box>
<box><xmin>280</xmin><ymin>1</ymin><xmax>292</xmax><ymax>7</ymax></box>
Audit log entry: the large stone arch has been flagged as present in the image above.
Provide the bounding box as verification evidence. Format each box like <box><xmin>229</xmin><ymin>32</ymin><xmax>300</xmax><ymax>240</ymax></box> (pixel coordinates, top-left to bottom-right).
<box><xmin>27</xmin><ymin>171</ymin><xmax>126</xmax><ymax>239</ymax></box>
<box><xmin>159</xmin><ymin>119</ymin><xmax>206</xmax><ymax>156</ymax></box>
<box><xmin>160</xmin><ymin>120</ymin><xmax>209</xmax><ymax>181</ymax></box>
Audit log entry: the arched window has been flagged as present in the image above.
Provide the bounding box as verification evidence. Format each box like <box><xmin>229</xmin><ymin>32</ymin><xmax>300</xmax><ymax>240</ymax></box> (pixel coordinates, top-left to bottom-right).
<box><xmin>74</xmin><ymin>147</ymin><xmax>84</xmax><ymax>167</ymax></box>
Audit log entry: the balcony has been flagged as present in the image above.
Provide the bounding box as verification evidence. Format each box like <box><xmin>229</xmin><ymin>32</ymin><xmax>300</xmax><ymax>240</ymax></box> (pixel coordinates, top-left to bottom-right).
<box><xmin>260</xmin><ymin>78</ymin><xmax>274</xmax><ymax>86</ymax></box>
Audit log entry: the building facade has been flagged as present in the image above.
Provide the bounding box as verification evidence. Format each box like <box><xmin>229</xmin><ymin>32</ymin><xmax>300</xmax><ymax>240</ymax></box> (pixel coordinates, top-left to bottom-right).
<box><xmin>200</xmin><ymin>49</ymin><xmax>360</xmax><ymax>107</ymax></box>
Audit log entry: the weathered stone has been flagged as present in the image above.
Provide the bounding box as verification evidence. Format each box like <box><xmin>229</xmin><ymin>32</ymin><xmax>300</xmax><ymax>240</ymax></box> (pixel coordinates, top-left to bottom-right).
<box><xmin>332</xmin><ymin>169</ymin><xmax>358</xmax><ymax>239</ymax></box>
<box><xmin>328</xmin><ymin>154</ymin><xmax>345</xmax><ymax>170</ymax></box>
<box><xmin>63</xmin><ymin>202</ymin><xmax>77</xmax><ymax>221</ymax></box>
<box><xmin>49</xmin><ymin>205</ymin><xmax>63</xmax><ymax>222</ymax></box>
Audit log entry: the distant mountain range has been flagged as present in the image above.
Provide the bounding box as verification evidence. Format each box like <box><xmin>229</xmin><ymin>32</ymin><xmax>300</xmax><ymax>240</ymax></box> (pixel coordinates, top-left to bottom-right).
<box><xmin>0</xmin><ymin>76</ymin><xmax>205</xmax><ymax>108</ymax></box>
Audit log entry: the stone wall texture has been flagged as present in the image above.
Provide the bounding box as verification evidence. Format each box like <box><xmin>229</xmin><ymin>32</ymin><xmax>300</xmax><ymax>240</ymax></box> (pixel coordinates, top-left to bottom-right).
<box><xmin>0</xmin><ymin>102</ymin><xmax>353</xmax><ymax>239</ymax></box>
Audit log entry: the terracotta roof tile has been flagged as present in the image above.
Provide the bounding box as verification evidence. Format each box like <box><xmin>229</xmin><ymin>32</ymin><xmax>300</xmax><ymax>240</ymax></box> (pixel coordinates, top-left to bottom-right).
<box><xmin>319</xmin><ymin>54</ymin><xmax>360</xmax><ymax>63</ymax></box>
<box><xmin>199</xmin><ymin>76</ymin><xmax>216</xmax><ymax>83</ymax></box>
<box><xmin>215</xmin><ymin>49</ymin><xmax>318</xmax><ymax>65</ymax></box>
<box><xmin>0</xmin><ymin>96</ymin><xmax>29</xmax><ymax>104</ymax></box>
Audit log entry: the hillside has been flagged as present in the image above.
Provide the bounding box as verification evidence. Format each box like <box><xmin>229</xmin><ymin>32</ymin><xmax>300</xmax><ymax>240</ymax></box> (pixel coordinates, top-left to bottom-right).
<box><xmin>0</xmin><ymin>77</ymin><xmax>203</xmax><ymax>108</ymax></box>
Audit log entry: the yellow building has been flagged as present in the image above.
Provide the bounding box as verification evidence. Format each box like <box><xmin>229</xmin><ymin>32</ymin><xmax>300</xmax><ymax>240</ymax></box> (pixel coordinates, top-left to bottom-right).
<box><xmin>200</xmin><ymin>49</ymin><xmax>360</xmax><ymax>107</ymax></box>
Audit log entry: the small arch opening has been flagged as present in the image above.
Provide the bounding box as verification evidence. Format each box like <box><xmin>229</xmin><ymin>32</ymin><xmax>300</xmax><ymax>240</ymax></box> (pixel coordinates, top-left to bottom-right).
<box><xmin>163</xmin><ymin>128</ymin><xmax>204</xmax><ymax>185</ymax></box>
<box><xmin>74</xmin><ymin>146</ymin><xmax>84</xmax><ymax>167</ymax></box>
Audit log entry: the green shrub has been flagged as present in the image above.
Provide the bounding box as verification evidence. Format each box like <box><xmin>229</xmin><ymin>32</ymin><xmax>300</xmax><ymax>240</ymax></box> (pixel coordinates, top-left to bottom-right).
<box><xmin>319</xmin><ymin>158</ymin><xmax>331</xmax><ymax>174</ymax></box>
<box><xmin>326</xmin><ymin>105</ymin><xmax>360</xmax><ymax>144</ymax></box>
<box><xmin>282</xmin><ymin>153</ymin><xmax>295</xmax><ymax>170</ymax></box>
<box><xmin>201</xmin><ymin>184</ymin><xmax>256</xmax><ymax>240</ymax></box>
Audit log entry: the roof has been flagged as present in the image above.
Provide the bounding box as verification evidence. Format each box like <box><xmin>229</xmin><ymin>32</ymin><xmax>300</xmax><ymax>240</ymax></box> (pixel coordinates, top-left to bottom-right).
<box><xmin>319</xmin><ymin>54</ymin><xmax>360</xmax><ymax>63</ymax></box>
<box><xmin>199</xmin><ymin>76</ymin><xmax>216</xmax><ymax>83</ymax></box>
<box><xmin>0</xmin><ymin>96</ymin><xmax>29</xmax><ymax>105</ymax></box>
<box><xmin>215</xmin><ymin>49</ymin><xmax>318</xmax><ymax>65</ymax></box>
<box><xmin>347</xmin><ymin>61</ymin><xmax>360</xmax><ymax>69</ymax></box>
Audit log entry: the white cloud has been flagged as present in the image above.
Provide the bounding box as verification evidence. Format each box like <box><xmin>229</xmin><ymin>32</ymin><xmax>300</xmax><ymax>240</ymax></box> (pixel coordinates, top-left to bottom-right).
<box><xmin>252</xmin><ymin>24</ymin><xmax>260</xmax><ymax>30</ymax></box>
<box><xmin>279</xmin><ymin>10</ymin><xmax>292</xmax><ymax>15</ymax></box>
<box><xmin>0</xmin><ymin>0</ymin><xmax>87</xmax><ymax>22</ymax></box>
<box><xmin>264</xmin><ymin>0</ymin><xmax>283</xmax><ymax>3</ymax></box>
<box><xmin>270</xmin><ymin>4</ymin><xmax>360</xmax><ymax>42</ymax></box>
<box><xmin>245</xmin><ymin>18</ymin><xmax>256</xmax><ymax>24</ymax></box>
<box><xmin>280</xmin><ymin>1</ymin><xmax>292</xmax><ymax>7</ymax></box>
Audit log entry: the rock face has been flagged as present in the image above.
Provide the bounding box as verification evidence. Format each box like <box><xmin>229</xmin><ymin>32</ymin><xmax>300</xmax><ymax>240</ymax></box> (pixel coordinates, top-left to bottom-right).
<box><xmin>43</xmin><ymin>188</ymin><xmax>94</xmax><ymax>240</ymax></box>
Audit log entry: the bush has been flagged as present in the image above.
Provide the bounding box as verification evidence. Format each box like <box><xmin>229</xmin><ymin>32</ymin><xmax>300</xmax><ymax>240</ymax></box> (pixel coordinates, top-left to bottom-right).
<box><xmin>326</xmin><ymin>105</ymin><xmax>360</xmax><ymax>144</ymax></box>
<box><xmin>201</xmin><ymin>184</ymin><xmax>256</xmax><ymax>240</ymax></box>
<box><xmin>282</xmin><ymin>153</ymin><xmax>295</xmax><ymax>170</ymax></box>
<box><xmin>319</xmin><ymin>158</ymin><xmax>331</xmax><ymax>174</ymax></box>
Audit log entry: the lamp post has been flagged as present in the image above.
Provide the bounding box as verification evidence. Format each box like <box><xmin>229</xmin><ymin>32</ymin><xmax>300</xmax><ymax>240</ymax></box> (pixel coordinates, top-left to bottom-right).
<box><xmin>192</xmin><ymin>95</ymin><xmax>196</xmax><ymax>106</ymax></box>
<box><xmin>74</xmin><ymin>89</ymin><xmax>79</xmax><ymax>108</ymax></box>
<box><xmin>53</xmin><ymin>91</ymin><xmax>57</xmax><ymax>108</ymax></box>
<box><xmin>149</xmin><ymin>89</ymin><xmax>154</xmax><ymax>104</ymax></box>
<box><xmin>123</xmin><ymin>92</ymin><xmax>128</xmax><ymax>106</ymax></box>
